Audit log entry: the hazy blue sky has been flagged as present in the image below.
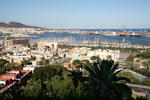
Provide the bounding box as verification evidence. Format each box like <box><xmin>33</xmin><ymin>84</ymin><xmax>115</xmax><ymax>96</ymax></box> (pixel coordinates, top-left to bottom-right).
<box><xmin>0</xmin><ymin>0</ymin><xmax>150</xmax><ymax>29</ymax></box>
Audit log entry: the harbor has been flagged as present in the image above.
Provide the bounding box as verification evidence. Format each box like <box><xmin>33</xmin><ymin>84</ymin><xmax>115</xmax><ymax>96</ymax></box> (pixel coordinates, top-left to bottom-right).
<box><xmin>26</xmin><ymin>33</ymin><xmax>150</xmax><ymax>49</ymax></box>
<box><xmin>1</xmin><ymin>32</ymin><xmax>150</xmax><ymax>49</ymax></box>
<box><xmin>32</xmin><ymin>32</ymin><xmax>150</xmax><ymax>48</ymax></box>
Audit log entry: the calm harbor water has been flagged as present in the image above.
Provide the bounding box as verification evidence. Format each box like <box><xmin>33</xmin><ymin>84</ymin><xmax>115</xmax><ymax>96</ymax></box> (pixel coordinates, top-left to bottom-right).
<box><xmin>1</xmin><ymin>31</ymin><xmax>150</xmax><ymax>45</ymax></box>
<box><xmin>30</xmin><ymin>33</ymin><xmax>150</xmax><ymax>45</ymax></box>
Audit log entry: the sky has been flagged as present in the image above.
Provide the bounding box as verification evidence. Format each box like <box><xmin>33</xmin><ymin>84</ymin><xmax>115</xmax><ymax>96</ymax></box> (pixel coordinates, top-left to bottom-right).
<box><xmin>0</xmin><ymin>0</ymin><xmax>150</xmax><ymax>29</ymax></box>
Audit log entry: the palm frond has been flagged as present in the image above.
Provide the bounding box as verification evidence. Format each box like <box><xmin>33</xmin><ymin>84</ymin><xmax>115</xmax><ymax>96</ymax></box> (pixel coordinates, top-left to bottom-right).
<box><xmin>114</xmin><ymin>77</ymin><xmax>131</xmax><ymax>83</ymax></box>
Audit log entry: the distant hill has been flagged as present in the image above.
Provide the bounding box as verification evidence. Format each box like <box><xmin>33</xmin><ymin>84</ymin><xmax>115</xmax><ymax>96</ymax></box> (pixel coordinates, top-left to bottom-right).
<box><xmin>0</xmin><ymin>21</ymin><xmax>41</xmax><ymax>28</ymax></box>
<box><xmin>0</xmin><ymin>22</ymin><xmax>8</xmax><ymax>27</ymax></box>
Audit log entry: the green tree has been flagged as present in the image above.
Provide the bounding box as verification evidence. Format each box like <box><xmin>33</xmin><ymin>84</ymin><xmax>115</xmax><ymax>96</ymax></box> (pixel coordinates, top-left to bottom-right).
<box><xmin>69</xmin><ymin>69</ymin><xmax>84</xmax><ymax>88</ymax></box>
<box><xmin>40</xmin><ymin>57</ymin><xmax>49</xmax><ymax>65</ymax></box>
<box><xmin>32</xmin><ymin>65</ymin><xmax>68</xmax><ymax>81</ymax></box>
<box><xmin>0</xmin><ymin>58</ymin><xmax>8</xmax><ymax>74</ymax></box>
<box><xmin>118</xmin><ymin>72</ymin><xmax>140</xmax><ymax>84</ymax></box>
<box><xmin>0</xmin><ymin>58</ymin><xmax>8</xmax><ymax>66</ymax></box>
<box><xmin>107</xmin><ymin>55</ymin><xmax>112</xmax><ymax>60</ymax></box>
<box><xmin>127</xmin><ymin>55</ymin><xmax>134</xmax><ymax>62</ymax></box>
<box><xmin>90</xmin><ymin>56</ymin><xmax>100</xmax><ymax>61</ymax></box>
<box><xmin>143</xmin><ymin>60</ymin><xmax>150</xmax><ymax>71</ymax></box>
<box><xmin>85</xmin><ymin>60</ymin><xmax>133</xmax><ymax>100</ymax></box>
<box><xmin>136</xmin><ymin>96</ymin><xmax>147</xmax><ymax>100</ymax></box>
<box><xmin>0</xmin><ymin>93</ymin><xmax>13</xmax><ymax>100</ymax></box>
<box><xmin>53</xmin><ymin>79</ymin><xmax>86</xmax><ymax>100</ymax></box>
<box><xmin>21</xmin><ymin>59</ymin><xmax>31</xmax><ymax>67</ymax></box>
<box><xmin>21</xmin><ymin>79</ymin><xmax>42</xmax><ymax>98</ymax></box>
<box><xmin>30</xmin><ymin>56</ymin><xmax>36</xmax><ymax>61</ymax></box>
<box><xmin>72</xmin><ymin>59</ymin><xmax>81</xmax><ymax>66</ymax></box>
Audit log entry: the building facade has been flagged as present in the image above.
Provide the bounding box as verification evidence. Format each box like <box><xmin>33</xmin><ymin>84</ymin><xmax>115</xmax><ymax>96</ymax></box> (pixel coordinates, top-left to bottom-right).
<box><xmin>6</xmin><ymin>39</ymin><xmax>29</xmax><ymax>46</ymax></box>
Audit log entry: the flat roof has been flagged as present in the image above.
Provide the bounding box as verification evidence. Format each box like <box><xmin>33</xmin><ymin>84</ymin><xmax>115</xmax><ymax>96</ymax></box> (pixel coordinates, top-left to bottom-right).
<box><xmin>0</xmin><ymin>78</ymin><xmax>11</xmax><ymax>81</ymax></box>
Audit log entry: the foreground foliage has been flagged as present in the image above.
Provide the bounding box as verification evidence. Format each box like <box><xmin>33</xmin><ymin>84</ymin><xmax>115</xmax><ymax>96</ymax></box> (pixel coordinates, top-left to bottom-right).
<box><xmin>1</xmin><ymin>60</ymin><xmax>145</xmax><ymax>100</ymax></box>
<box><xmin>85</xmin><ymin>60</ymin><xmax>133</xmax><ymax>100</ymax></box>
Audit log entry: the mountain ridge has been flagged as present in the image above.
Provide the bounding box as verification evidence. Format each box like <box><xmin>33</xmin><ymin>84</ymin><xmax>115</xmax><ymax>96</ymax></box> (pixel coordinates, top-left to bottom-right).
<box><xmin>0</xmin><ymin>21</ymin><xmax>42</xmax><ymax>28</ymax></box>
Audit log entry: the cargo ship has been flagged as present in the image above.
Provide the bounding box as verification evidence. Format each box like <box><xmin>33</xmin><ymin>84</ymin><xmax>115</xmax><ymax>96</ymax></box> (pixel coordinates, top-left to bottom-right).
<box><xmin>128</xmin><ymin>32</ymin><xmax>142</xmax><ymax>37</ymax></box>
<box><xmin>146</xmin><ymin>32</ymin><xmax>150</xmax><ymax>37</ymax></box>
<box><xmin>103</xmin><ymin>31</ymin><xmax>119</xmax><ymax>36</ymax></box>
<box><xmin>118</xmin><ymin>32</ymin><xmax>129</xmax><ymax>36</ymax></box>
<box><xmin>89</xmin><ymin>31</ymin><xmax>100</xmax><ymax>35</ymax></box>
<box><xmin>118</xmin><ymin>32</ymin><xmax>142</xmax><ymax>37</ymax></box>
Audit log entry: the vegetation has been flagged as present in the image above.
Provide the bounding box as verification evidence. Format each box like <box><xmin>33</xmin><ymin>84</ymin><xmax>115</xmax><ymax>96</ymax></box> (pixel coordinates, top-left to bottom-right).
<box><xmin>85</xmin><ymin>60</ymin><xmax>132</xmax><ymax>100</ymax></box>
<box><xmin>127</xmin><ymin>55</ymin><xmax>134</xmax><ymax>62</ymax></box>
<box><xmin>126</xmin><ymin>52</ymin><xmax>150</xmax><ymax>77</ymax></box>
<box><xmin>30</xmin><ymin>56</ymin><xmax>36</xmax><ymax>61</ymax></box>
<box><xmin>90</xmin><ymin>46</ymin><xmax>142</xmax><ymax>53</ymax></box>
<box><xmin>118</xmin><ymin>72</ymin><xmax>140</xmax><ymax>84</ymax></box>
<box><xmin>127</xmin><ymin>60</ymin><xmax>150</xmax><ymax>77</ymax></box>
<box><xmin>90</xmin><ymin>56</ymin><xmax>100</xmax><ymax>61</ymax></box>
<box><xmin>19</xmin><ymin>64</ymin><xmax>88</xmax><ymax>100</ymax></box>
<box><xmin>106</xmin><ymin>55</ymin><xmax>112</xmax><ymax>60</ymax></box>
<box><xmin>58</xmin><ymin>45</ymin><xmax>77</xmax><ymax>49</ymax></box>
<box><xmin>21</xmin><ymin>59</ymin><xmax>31</xmax><ymax>67</ymax></box>
<box><xmin>137</xmin><ymin>49</ymin><xmax>150</xmax><ymax>58</ymax></box>
<box><xmin>118</xmin><ymin>72</ymin><xmax>150</xmax><ymax>86</ymax></box>
<box><xmin>72</xmin><ymin>59</ymin><xmax>81</xmax><ymax>66</ymax></box>
<box><xmin>58</xmin><ymin>45</ymin><xmax>145</xmax><ymax>53</ymax></box>
<box><xmin>133</xmin><ymin>68</ymin><xmax>150</xmax><ymax>77</ymax></box>
<box><xmin>40</xmin><ymin>57</ymin><xmax>50</xmax><ymax>65</ymax></box>
<box><xmin>1</xmin><ymin>60</ymin><xmax>150</xmax><ymax>100</ymax></box>
<box><xmin>0</xmin><ymin>58</ymin><xmax>23</xmax><ymax>74</ymax></box>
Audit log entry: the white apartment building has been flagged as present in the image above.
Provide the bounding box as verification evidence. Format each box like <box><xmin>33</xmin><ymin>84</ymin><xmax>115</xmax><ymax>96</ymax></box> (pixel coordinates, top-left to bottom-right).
<box><xmin>38</xmin><ymin>41</ymin><xmax>58</xmax><ymax>49</ymax></box>
<box><xmin>66</xmin><ymin>48</ymin><xmax>120</xmax><ymax>62</ymax></box>
<box><xmin>87</xmin><ymin>49</ymin><xmax>120</xmax><ymax>61</ymax></box>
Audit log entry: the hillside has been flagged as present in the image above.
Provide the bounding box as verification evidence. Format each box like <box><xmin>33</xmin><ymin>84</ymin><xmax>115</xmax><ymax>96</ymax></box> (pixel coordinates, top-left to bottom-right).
<box><xmin>0</xmin><ymin>21</ymin><xmax>41</xmax><ymax>28</ymax></box>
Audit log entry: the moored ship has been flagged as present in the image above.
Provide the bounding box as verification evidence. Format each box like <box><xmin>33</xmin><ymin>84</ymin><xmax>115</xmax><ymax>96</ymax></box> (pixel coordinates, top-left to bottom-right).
<box><xmin>146</xmin><ymin>32</ymin><xmax>150</xmax><ymax>37</ymax></box>
<box><xmin>128</xmin><ymin>32</ymin><xmax>142</xmax><ymax>37</ymax></box>
<box><xmin>89</xmin><ymin>31</ymin><xmax>100</xmax><ymax>35</ymax></box>
<box><xmin>103</xmin><ymin>31</ymin><xmax>118</xmax><ymax>36</ymax></box>
<box><xmin>118</xmin><ymin>32</ymin><xmax>129</xmax><ymax>36</ymax></box>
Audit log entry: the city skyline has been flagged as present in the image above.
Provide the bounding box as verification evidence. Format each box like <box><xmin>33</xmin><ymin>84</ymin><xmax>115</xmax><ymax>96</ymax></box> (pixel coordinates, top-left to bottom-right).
<box><xmin>0</xmin><ymin>0</ymin><xmax>150</xmax><ymax>29</ymax></box>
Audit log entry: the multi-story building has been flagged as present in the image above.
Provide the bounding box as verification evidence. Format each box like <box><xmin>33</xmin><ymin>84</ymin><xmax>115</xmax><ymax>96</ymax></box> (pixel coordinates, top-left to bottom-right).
<box><xmin>38</xmin><ymin>41</ymin><xmax>58</xmax><ymax>49</ymax></box>
<box><xmin>6</xmin><ymin>39</ymin><xmax>29</xmax><ymax>46</ymax></box>
<box><xmin>66</xmin><ymin>48</ymin><xmax>120</xmax><ymax>62</ymax></box>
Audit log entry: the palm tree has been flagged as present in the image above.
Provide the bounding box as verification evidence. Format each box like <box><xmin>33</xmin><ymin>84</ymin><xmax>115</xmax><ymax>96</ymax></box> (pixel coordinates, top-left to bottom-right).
<box><xmin>107</xmin><ymin>55</ymin><xmax>112</xmax><ymax>60</ymax></box>
<box><xmin>69</xmin><ymin>69</ymin><xmax>84</xmax><ymax>88</ymax></box>
<box><xmin>85</xmin><ymin>60</ymin><xmax>133</xmax><ymax>100</ymax></box>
